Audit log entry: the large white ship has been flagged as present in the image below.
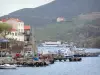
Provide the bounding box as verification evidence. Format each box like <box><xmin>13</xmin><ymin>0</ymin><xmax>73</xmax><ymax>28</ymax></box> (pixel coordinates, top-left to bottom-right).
<box><xmin>41</xmin><ymin>41</ymin><xmax>62</xmax><ymax>47</ymax></box>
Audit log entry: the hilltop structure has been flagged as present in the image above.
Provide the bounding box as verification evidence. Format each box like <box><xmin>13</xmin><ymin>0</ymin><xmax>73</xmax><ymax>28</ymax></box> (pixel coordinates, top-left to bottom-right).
<box><xmin>57</xmin><ymin>17</ymin><xmax>66</xmax><ymax>22</ymax></box>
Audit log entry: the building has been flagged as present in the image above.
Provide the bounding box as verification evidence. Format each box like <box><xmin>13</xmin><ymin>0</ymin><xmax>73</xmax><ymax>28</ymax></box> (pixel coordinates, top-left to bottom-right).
<box><xmin>56</xmin><ymin>17</ymin><xmax>65</xmax><ymax>22</ymax></box>
<box><xmin>24</xmin><ymin>25</ymin><xmax>31</xmax><ymax>44</ymax></box>
<box><xmin>24</xmin><ymin>25</ymin><xmax>31</xmax><ymax>41</ymax></box>
<box><xmin>0</xmin><ymin>18</ymin><xmax>32</xmax><ymax>54</ymax></box>
<box><xmin>0</xmin><ymin>18</ymin><xmax>6</xmax><ymax>23</ymax></box>
<box><xmin>0</xmin><ymin>18</ymin><xmax>25</xmax><ymax>41</ymax></box>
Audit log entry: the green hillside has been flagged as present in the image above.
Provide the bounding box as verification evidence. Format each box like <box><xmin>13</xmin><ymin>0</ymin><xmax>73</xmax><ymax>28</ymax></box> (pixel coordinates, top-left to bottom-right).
<box><xmin>35</xmin><ymin>15</ymin><xmax>100</xmax><ymax>48</ymax></box>
<box><xmin>35</xmin><ymin>21</ymin><xmax>77</xmax><ymax>41</ymax></box>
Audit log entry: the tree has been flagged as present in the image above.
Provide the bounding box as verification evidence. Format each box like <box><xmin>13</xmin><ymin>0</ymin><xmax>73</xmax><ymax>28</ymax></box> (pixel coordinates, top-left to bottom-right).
<box><xmin>0</xmin><ymin>23</ymin><xmax>12</xmax><ymax>38</ymax></box>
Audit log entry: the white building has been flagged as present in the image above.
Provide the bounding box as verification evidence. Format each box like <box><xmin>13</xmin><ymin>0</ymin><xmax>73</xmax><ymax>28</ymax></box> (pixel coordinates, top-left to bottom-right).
<box><xmin>0</xmin><ymin>18</ymin><xmax>25</xmax><ymax>41</ymax></box>
<box><xmin>57</xmin><ymin>17</ymin><xmax>65</xmax><ymax>22</ymax></box>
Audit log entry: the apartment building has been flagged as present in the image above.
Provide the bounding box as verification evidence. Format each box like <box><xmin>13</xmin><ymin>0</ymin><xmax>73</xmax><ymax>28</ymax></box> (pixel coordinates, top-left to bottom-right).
<box><xmin>0</xmin><ymin>18</ymin><xmax>25</xmax><ymax>41</ymax></box>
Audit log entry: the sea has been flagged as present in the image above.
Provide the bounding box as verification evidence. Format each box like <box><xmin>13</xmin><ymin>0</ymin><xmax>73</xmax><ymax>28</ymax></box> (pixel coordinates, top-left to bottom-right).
<box><xmin>0</xmin><ymin>47</ymin><xmax>100</xmax><ymax>75</ymax></box>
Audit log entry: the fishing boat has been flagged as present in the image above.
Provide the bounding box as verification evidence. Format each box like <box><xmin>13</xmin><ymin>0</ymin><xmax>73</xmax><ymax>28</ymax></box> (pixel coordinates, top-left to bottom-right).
<box><xmin>0</xmin><ymin>64</ymin><xmax>16</xmax><ymax>69</ymax></box>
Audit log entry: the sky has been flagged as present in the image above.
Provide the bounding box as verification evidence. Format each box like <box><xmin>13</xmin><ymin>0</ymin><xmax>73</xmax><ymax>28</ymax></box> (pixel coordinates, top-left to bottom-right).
<box><xmin>0</xmin><ymin>0</ymin><xmax>54</xmax><ymax>16</ymax></box>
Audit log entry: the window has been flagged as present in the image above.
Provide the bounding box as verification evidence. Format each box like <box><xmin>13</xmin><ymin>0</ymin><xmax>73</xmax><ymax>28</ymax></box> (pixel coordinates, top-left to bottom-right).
<box><xmin>18</xmin><ymin>33</ymin><xmax>22</xmax><ymax>35</ymax></box>
<box><xmin>15</xmin><ymin>33</ymin><xmax>17</xmax><ymax>36</ymax></box>
<box><xmin>12</xmin><ymin>33</ymin><xmax>14</xmax><ymax>36</ymax></box>
<box><xmin>9</xmin><ymin>32</ymin><xmax>11</xmax><ymax>35</ymax></box>
<box><xmin>20</xmin><ymin>29</ymin><xmax>21</xmax><ymax>32</ymax></box>
<box><xmin>21</xmin><ymin>29</ymin><xmax>23</xmax><ymax>32</ymax></box>
<box><xmin>6</xmin><ymin>32</ymin><xmax>9</xmax><ymax>35</ymax></box>
<box><xmin>18</xmin><ymin>29</ymin><xmax>20</xmax><ymax>32</ymax></box>
<box><xmin>7</xmin><ymin>32</ymin><xmax>10</xmax><ymax>35</ymax></box>
<box><xmin>18</xmin><ymin>33</ymin><xmax>20</xmax><ymax>35</ymax></box>
<box><xmin>19</xmin><ymin>23</ymin><xmax>21</xmax><ymax>27</ymax></box>
<box><xmin>20</xmin><ymin>23</ymin><xmax>22</xmax><ymax>26</ymax></box>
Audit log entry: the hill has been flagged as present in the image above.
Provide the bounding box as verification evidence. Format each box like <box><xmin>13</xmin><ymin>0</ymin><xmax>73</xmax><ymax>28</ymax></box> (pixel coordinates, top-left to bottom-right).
<box><xmin>35</xmin><ymin>13</ymin><xmax>100</xmax><ymax>48</ymax></box>
<box><xmin>1</xmin><ymin>0</ymin><xmax>100</xmax><ymax>27</ymax></box>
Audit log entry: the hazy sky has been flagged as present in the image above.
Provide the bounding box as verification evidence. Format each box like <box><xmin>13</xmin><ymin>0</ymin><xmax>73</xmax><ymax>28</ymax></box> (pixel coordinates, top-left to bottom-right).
<box><xmin>0</xmin><ymin>0</ymin><xmax>54</xmax><ymax>16</ymax></box>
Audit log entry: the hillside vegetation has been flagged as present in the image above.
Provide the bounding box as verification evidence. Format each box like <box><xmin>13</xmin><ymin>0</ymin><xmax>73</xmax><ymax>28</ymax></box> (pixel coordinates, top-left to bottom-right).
<box><xmin>35</xmin><ymin>13</ymin><xmax>100</xmax><ymax>48</ymax></box>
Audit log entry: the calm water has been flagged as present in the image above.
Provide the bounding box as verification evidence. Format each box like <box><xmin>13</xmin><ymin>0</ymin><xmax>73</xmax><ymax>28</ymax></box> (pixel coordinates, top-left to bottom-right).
<box><xmin>0</xmin><ymin>48</ymin><xmax>100</xmax><ymax>75</ymax></box>
<box><xmin>0</xmin><ymin>57</ymin><xmax>100</xmax><ymax>75</ymax></box>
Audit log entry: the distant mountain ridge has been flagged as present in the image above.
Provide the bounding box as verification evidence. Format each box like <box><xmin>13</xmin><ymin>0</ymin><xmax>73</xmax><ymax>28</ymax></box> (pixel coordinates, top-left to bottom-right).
<box><xmin>0</xmin><ymin>0</ymin><xmax>100</xmax><ymax>27</ymax></box>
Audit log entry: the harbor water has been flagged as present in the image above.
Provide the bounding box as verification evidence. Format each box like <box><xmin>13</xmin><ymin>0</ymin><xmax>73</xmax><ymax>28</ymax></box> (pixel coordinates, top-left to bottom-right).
<box><xmin>0</xmin><ymin>47</ymin><xmax>100</xmax><ymax>75</ymax></box>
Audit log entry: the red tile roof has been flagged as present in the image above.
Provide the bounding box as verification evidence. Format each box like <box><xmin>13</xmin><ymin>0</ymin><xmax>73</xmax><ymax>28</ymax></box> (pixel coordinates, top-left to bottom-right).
<box><xmin>24</xmin><ymin>25</ymin><xmax>30</xmax><ymax>30</ymax></box>
<box><xmin>0</xmin><ymin>18</ymin><xmax>23</xmax><ymax>22</ymax></box>
<box><xmin>0</xmin><ymin>18</ymin><xmax>7</xmax><ymax>22</ymax></box>
<box><xmin>7</xmin><ymin>18</ymin><xmax>23</xmax><ymax>22</ymax></box>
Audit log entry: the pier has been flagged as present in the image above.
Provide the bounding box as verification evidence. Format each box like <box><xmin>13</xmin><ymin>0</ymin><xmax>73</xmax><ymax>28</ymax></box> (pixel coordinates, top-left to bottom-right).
<box><xmin>54</xmin><ymin>57</ymin><xmax>82</xmax><ymax>62</ymax></box>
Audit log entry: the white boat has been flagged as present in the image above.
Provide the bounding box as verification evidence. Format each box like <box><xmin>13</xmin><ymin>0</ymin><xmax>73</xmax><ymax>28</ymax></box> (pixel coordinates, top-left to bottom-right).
<box><xmin>59</xmin><ymin>48</ymin><xmax>74</xmax><ymax>57</ymax></box>
<box><xmin>41</xmin><ymin>41</ymin><xmax>62</xmax><ymax>47</ymax></box>
<box><xmin>0</xmin><ymin>64</ymin><xmax>16</xmax><ymax>69</ymax></box>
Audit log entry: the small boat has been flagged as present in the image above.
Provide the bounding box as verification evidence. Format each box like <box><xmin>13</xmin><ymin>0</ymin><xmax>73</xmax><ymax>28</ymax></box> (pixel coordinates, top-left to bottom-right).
<box><xmin>69</xmin><ymin>57</ymin><xmax>82</xmax><ymax>62</ymax></box>
<box><xmin>0</xmin><ymin>64</ymin><xmax>16</xmax><ymax>69</ymax></box>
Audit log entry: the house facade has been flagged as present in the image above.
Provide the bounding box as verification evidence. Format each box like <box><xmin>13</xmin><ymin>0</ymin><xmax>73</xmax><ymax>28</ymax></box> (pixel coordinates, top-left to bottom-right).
<box><xmin>0</xmin><ymin>18</ymin><xmax>25</xmax><ymax>41</ymax></box>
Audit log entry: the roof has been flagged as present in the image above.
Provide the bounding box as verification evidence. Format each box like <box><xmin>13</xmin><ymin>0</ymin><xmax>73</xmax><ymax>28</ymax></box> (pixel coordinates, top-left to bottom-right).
<box><xmin>7</xmin><ymin>18</ymin><xmax>23</xmax><ymax>22</ymax></box>
<box><xmin>0</xmin><ymin>18</ymin><xmax>23</xmax><ymax>22</ymax></box>
<box><xmin>24</xmin><ymin>25</ymin><xmax>31</xmax><ymax>30</ymax></box>
<box><xmin>0</xmin><ymin>18</ymin><xmax>7</xmax><ymax>22</ymax></box>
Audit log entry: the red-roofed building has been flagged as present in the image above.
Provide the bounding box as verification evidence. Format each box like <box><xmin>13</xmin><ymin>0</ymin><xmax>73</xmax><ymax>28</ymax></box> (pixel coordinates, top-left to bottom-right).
<box><xmin>24</xmin><ymin>25</ymin><xmax>31</xmax><ymax>41</ymax></box>
<box><xmin>0</xmin><ymin>18</ymin><xmax>25</xmax><ymax>41</ymax></box>
<box><xmin>0</xmin><ymin>18</ymin><xmax>6</xmax><ymax>23</ymax></box>
<box><xmin>6</xmin><ymin>18</ymin><xmax>23</xmax><ymax>22</ymax></box>
<box><xmin>24</xmin><ymin>25</ymin><xmax>31</xmax><ymax>30</ymax></box>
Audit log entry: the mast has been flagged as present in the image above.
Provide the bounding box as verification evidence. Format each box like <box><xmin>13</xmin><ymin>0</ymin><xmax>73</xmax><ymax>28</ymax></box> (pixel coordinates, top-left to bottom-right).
<box><xmin>31</xmin><ymin>27</ymin><xmax>38</xmax><ymax>56</ymax></box>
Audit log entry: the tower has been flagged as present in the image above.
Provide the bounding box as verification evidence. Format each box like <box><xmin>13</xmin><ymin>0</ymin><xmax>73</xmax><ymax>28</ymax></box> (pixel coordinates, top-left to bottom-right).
<box><xmin>31</xmin><ymin>27</ymin><xmax>38</xmax><ymax>57</ymax></box>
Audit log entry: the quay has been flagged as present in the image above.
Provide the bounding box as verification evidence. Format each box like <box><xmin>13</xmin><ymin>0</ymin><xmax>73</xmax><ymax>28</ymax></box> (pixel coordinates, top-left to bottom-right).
<box><xmin>0</xmin><ymin>51</ymin><xmax>83</xmax><ymax>67</ymax></box>
<box><xmin>54</xmin><ymin>57</ymin><xmax>82</xmax><ymax>62</ymax></box>
<box><xmin>0</xmin><ymin>53</ymin><xmax>55</xmax><ymax>67</ymax></box>
<box><xmin>0</xmin><ymin>50</ymin><xmax>99</xmax><ymax>67</ymax></box>
<box><xmin>0</xmin><ymin>56</ymin><xmax>81</xmax><ymax>67</ymax></box>
<box><xmin>0</xmin><ymin>57</ymin><xmax>54</xmax><ymax>67</ymax></box>
<box><xmin>73</xmin><ymin>51</ymin><xmax>100</xmax><ymax>57</ymax></box>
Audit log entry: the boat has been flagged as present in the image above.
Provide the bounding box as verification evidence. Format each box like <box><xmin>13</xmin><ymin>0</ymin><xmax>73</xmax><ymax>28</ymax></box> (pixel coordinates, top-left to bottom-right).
<box><xmin>0</xmin><ymin>64</ymin><xmax>16</xmax><ymax>69</ymax></box>
<box><xmin>59</xmin><ymin>48</ymin><xmax>75</xmax><ymax>58</ymax></box>
<box><xmin>41</xmin><ymin>41</ymin><xmax>62</xmax><ymax>47</ymax></box>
